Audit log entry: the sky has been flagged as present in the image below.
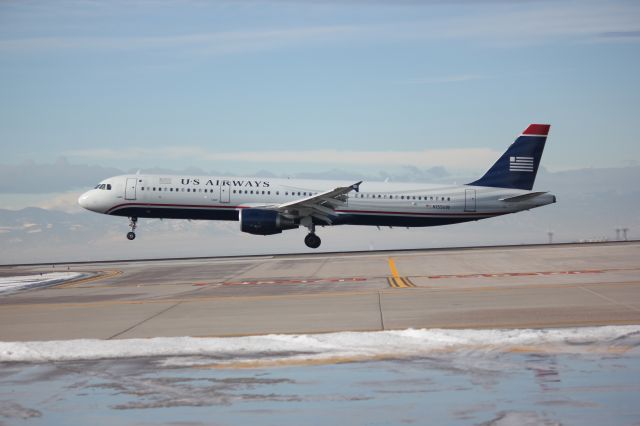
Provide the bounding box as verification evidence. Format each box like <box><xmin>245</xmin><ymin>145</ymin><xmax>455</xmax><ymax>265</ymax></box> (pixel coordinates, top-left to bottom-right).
<box><xmin>1</xmin><ymin>0</ymin><xmax>640</xmax><ymax>262</ymax></box>
<box><xmin>1</xmin><ymin>0</ymin><xmax>640</xmax><ymax>184</ymax></box>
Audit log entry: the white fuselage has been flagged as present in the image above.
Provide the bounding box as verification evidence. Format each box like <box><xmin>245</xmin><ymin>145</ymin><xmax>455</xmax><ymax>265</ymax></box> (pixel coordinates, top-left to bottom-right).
<box><xmin>79</xmin><ymin>174</ymin><xmax>555</xmax><ymax>228</ymax></box>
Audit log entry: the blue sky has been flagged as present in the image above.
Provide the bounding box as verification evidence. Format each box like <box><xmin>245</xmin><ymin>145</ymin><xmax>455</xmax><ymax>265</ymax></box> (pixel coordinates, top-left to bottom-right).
<box><xmin>1</xmin><ymin>0</ymin><xmax>640</xmax><ymax>178</ymax></box>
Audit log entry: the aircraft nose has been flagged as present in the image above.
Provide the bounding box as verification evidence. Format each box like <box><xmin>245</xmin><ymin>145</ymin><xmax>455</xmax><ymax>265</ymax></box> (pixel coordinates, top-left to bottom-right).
<box><xmin>78</xmin><ymin>192</ymin><xmax>91</xmax><ymax>209</ymax></box>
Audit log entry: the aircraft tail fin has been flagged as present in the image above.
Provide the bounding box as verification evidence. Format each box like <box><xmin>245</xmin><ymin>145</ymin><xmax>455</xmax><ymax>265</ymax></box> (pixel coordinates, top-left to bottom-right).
<box><xmin>468</xmin><ymin>124</ymin><xmax>550</xmax><ymax>190</ymax></box>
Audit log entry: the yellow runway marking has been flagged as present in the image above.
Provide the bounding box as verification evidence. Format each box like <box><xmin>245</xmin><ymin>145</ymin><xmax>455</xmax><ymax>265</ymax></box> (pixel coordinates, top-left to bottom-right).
<box><xmin>387</xmin><ymin>258</ymin><xmax>416</xmax><ymax>288</ymax></box>
<box><xmin>6</xmin><ymin>280</ymin><xmax>638</xmax><ymax>310</ymax></box>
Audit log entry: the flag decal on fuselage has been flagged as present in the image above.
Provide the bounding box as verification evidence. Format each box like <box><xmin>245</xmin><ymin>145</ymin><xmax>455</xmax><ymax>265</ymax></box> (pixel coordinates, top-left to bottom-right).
<box><xmin>509</xmin><ymin>156</ymin><xmax>534</xmax><ymax>172</ymax></box>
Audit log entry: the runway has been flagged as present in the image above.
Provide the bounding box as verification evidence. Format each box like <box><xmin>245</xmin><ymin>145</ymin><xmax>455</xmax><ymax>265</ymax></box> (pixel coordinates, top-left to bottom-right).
<box><xmin>0</xmin><ymin>242</ymin><xmax>639</xmax><ymax>341</ymax></box>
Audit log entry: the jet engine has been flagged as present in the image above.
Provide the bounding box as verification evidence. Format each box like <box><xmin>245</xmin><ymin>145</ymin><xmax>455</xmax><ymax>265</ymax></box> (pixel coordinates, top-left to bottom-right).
<box><xmin>239</xmin><ymin>208</ymin><xmax>298</xmax><ymax>235</ymax></box>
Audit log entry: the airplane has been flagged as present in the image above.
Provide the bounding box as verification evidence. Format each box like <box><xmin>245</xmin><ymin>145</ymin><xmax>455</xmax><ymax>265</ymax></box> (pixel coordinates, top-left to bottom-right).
<box><xmin>78</xmin><ymin>123</ymin><xmax>556</xmax><ymax>249</ymax></box>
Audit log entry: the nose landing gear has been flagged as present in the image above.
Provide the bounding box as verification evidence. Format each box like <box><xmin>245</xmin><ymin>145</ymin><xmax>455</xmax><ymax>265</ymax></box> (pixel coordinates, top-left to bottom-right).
<box><xmin>126</xmin><ymin>217</ymin><xmax>137</xmax><ymax>240</ymax></box>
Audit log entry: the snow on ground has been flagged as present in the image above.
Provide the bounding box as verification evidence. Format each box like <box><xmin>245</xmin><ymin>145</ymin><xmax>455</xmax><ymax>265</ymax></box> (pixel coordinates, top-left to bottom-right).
<box><xmin>0</xmin><ymin>272</ymin><xmax>84</xmax><ymax>294</ymax></box>
<box><xmin>1</xmin><ymin>325</ymin><xmax>638</xmax><ymax>364</ymax></box>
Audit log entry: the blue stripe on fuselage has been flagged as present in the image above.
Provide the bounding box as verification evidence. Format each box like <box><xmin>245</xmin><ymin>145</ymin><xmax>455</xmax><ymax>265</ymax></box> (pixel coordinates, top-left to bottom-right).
<box><xmin>109</xmin><ymin>205</ymin><xmax>500</xmax><ymax>227</ymax></box>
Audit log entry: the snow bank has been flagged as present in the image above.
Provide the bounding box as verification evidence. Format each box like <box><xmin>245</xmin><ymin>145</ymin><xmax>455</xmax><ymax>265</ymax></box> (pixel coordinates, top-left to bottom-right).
<box><xmin>0</xmin><ymin>326</ymin><xmax>638</xmax><ymax>364</ymax></box>
<box><xmin>0</xmin><ymin>272</ymin><xmax>84</xmax><ymax>294</ymax></box>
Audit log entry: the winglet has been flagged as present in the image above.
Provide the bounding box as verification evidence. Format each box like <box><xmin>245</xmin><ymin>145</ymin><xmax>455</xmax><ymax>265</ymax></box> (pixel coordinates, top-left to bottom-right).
<box><xmin>351</xmin><ymin>181</ymin><xmax>363</xmax><ymax>193</ymax></box>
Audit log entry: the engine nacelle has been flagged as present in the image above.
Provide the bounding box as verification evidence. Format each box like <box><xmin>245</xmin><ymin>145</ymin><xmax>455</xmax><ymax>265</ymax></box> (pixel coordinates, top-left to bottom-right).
<box><xmin>239</xmin><ymin>208</ymin><xmax>298</xmax><ymax>235</ymax></box>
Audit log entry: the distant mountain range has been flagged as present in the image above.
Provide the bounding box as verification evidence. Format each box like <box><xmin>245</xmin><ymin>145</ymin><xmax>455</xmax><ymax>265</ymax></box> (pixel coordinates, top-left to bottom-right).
<box><xmin>1</xmin><ymin>166</ymin><xmax>638</xmax><ymax>265</ymax></box>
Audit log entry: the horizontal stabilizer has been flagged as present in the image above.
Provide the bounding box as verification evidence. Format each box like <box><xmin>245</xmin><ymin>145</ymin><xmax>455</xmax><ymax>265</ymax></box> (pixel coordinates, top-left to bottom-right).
<box><xmin>499</xmin><ymin>192</ymin><xmax>548</xmax><ymax>202</ymax></box>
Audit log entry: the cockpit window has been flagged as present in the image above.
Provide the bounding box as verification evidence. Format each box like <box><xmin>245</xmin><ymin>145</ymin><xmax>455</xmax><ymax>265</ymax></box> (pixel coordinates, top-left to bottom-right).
<box><xmin>106</xmin><ymin>184</ymin><xmax>112</xmax><ymax>190</ymax></box>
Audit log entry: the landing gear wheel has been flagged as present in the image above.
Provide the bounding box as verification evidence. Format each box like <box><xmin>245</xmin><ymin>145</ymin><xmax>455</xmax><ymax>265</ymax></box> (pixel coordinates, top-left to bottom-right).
<box><xmin>127</xmin><ymin>217</ymin><xmax>138</xmax><ymax>241</ymax></box>
<box><xmin>304</xmin><ymin>233</ymin><xmax>321</xmax><ymax>249</ymax></box>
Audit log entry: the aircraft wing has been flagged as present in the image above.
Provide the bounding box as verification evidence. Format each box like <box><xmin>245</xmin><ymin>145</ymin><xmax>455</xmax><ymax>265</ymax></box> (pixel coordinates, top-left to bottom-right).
<box><xmin>267</xmin><ymin>181</ymin><xmax>362</xmax><ymax>224</ymax></box>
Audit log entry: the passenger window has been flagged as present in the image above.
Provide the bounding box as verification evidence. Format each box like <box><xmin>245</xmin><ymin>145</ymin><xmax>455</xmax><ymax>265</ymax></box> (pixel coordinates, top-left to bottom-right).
<box><xmin>152</xmin><ymin>187</ymin><xmax>156</xmax><ymax>191</ymax></box>
<box><xmin>276</xmin><ymin>191</ymin><xmax>279</xmax><ymax>195</ymax></box>
<box><xmin>187</xmin><ymin>188</ymin><xmax>190</xmax><ymax>192</ymax></box>
<box><xmin>141</xmin><ymin>187</ymin><xmax>145</xmax><ymax>191</ymax></box>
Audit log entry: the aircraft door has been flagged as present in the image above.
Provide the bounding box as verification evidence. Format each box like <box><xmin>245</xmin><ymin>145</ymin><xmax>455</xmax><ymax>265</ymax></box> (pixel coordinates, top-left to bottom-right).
<box><xmin>220</xmin><ymin>185</ymin><xmax>230</xmax><ymax>203</ymax></box>
<box><xmin>464</xmin><ymin>189</ymin><xmax>476</xmax><ymax>212</ymax></box>
<box><xmin>125</xmin><ymin>178</ymin><xmax>137</xmax><ymax>200</ymax></box>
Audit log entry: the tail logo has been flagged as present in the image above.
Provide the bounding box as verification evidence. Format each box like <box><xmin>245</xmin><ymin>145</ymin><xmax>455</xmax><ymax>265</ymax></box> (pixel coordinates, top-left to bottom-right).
<box><xmin>510</xmin><ymin>156</ymin><xmax>534</xmax><ymax>172</ymax></box>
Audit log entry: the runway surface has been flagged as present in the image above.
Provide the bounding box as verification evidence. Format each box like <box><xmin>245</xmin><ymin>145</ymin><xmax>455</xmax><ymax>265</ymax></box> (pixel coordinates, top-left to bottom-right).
<box><xmin>0</xmin><ymin>242</ymin><xmax>639</xmax><ymax>341</ymax></box>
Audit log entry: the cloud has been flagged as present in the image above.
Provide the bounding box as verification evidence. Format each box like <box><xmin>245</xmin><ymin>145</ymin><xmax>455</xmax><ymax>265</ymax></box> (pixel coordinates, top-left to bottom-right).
<box><xmin>0</xmin><ymin>159</ymin><xmax>122</xmax><ymax>194</ymax></box>
<box><xmin>1</xmin><ymin>2</ymin><xmax>638</xmax><ymax>56</ymax></box>
<box><xmin>0</xmin><ymin>25</ymin><xmax>363</xmax><ymax>54</ymax></box>
<box><xmin>413</xmin><ymin>3</ymin><xmax>640</xmax><ymax>45</ymax></box>
<box><xmin>64</xmin><ymin>147</ymin><xmax>500</xmax><ymax>170</ymax></box>
<box><xmin>401</xmin><ymin>74</ymin><xmax>486</xmax><ymax>85</ymax></box>
<box><xmin>35</xmin><ymin>192</ymin><xmax>85</xmax><ymax>214</ymax></box>
<box><xmin>598</xmin><ymin>30</ymin><xmax>640</xmax><ymax>39</ymax></box>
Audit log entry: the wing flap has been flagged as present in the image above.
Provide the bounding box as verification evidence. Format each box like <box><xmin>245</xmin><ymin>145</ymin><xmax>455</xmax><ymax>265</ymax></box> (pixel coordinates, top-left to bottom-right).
<box><xmin>271</xmin><ymin>181</ymin><xmax>362</xmax><ymax>220</ymax></box>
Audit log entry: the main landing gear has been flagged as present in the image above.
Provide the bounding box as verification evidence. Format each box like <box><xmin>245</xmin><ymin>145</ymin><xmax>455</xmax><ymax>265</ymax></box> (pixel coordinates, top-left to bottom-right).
<box><xmin>302</xmin><ymin>219</ymin><xmax>321</xmax><ymax>249</ymax></box>
<box><xmin>304</xmin><ymin>233</ymin><xmax>321</xmax><ymax>249</ymax></box>
<box><xmin>126</xmin><ymin>217</ymin><xmax>137</xmax><ymax>240</ymax></box>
